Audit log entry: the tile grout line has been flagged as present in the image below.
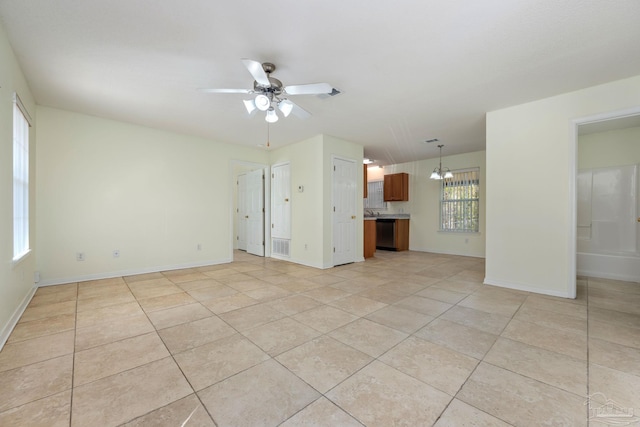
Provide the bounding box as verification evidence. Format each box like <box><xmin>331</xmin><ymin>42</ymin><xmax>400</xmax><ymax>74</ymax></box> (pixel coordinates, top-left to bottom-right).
<box><xmin>274</xmin><ymin>270</ymin><xmax>480</xmax><ymax>426</ymax></box>
<box><xmin>420</xmin><ymin>277</ymin><xmax>526</xmax><ymax>427</ymax></box>
<box><xmin>134</xmin><ymin>272</ymin><xmax>222</xmax><ymax>427</ymax></box>
<box><xmin>68</xmin><ymin>281</ymin><xmax>79</xmax><ymax>427</ymax></box>
<box><xmin>585</xmin><ymin>277</ymin><xmax>590</xmax><ymax>427</ymax></box>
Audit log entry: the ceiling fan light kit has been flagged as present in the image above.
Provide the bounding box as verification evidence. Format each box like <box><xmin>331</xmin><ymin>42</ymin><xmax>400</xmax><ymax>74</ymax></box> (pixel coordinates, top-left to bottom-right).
<box><xmin>265</xmin><ymin>107</ymin><xmax>278</xmax><ymax>123</ymax></box>
<box><xmin>254</xmin><ymin>94</ymin><xmax>271</xmax><ymax>111</ymax></box>
<box><xmin>203</xmin><ymin>59</ymin><xmax>333</xmax><ymax>123</ymax></box>
<box><xmin>278</xmin><ymin>99</ymin><xmax>293</xmax><ymax>117</ymax></box>
<box><xmin>242</xmin><ymin>99</ymin><xmax>257</xmax><ymax>115</ymax></box>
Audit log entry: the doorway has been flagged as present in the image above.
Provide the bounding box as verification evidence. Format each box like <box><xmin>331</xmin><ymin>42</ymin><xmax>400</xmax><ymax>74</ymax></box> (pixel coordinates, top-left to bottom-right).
<box><xmin>271</xmin><ymin>162</ymin><xmax>291</xmax><ymax>259</ymax></box>
<box><xmin>237</xmin><ymin>173</ymin><xmax>247</xmax><ymax>251</ymax></box>
<box><xmin>245</xmin><ymin>168</ymin><xmax>265</xmax><ymax>256</ymax></box>
<box><xmin>572</xmin><ymin>109</ymin><xmax>640</xmax><ymax>290</ymax></box>
<box><xmin>232</xmin><ymin>162</ymin><xmax>268</xmax><ymax>259</ymax></box>
<box><xmin>332</xmin><ymin>156</ymin><xmax>358</xmax><ymax>266</ymax></box>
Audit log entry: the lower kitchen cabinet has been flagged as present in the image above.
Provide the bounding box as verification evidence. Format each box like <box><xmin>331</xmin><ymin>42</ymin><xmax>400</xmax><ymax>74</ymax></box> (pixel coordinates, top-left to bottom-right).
<box><xmin>395</xmin><ymin>219</ymin><xmax>409</xmax><ymax>251</ymax></box>
<box><xmin>376</xmin><ymin>218</ymin><xmax>409</xmax><ymax>251</ymax></box>
<box><xmin>364</xmin><ymin>219</ymin><xmax>376</xmax><ymax>258</ymax></box>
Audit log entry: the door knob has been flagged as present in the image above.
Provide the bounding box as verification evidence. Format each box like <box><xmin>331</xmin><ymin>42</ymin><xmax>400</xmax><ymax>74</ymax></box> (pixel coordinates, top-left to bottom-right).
<box><xmin>351</xmin><ymin>215</ymin><xmax>356</xmax><ymax>219</ymax></box>
<box><xmin>245</xmin><ymin>215</ymin><xmax>249</xmax><ymax>219</ymax></box>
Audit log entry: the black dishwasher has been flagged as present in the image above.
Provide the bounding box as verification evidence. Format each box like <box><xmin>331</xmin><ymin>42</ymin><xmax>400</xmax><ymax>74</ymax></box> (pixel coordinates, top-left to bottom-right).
<box><xmin>376</xmin><ymin>219</ymin><xmax>396</xmax><ymax>250</ymax></box>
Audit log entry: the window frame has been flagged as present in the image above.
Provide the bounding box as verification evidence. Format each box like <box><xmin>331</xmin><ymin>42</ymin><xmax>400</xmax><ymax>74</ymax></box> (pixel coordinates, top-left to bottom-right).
<box><xmin>12</xmin><ymin>93</ymin><xmax>32</xmax><ymax>263</ymax></box>
<box><xmin>439</xmin><ymin>167</ymin><xmax>480</xmax><ymax>233</ymax></box>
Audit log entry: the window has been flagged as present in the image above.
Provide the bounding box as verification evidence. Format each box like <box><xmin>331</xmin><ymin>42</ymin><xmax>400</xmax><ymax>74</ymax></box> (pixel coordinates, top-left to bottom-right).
<box><xmin>364</xmin><ymin>180</ymin><xmax>386</xmax><ymax>210</ymax></box>
<box><xmin>440</xmin><ymin>168</ymin><xmax>479</xmax><ymax>232</ymax></box>
<box><xmin>13</xmin><ymin>94</ymin><xmax>31</xmax><ymax>260</ymax></box>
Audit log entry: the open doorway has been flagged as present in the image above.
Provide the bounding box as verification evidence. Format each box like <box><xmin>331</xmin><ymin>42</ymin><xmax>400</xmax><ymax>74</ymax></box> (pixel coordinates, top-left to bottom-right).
<box><xmin>231</xmin><ymin>161</ymin><xmax>270</xmax><ymax>260</ymax></box>
<box><xmin>572</xmin><ymin>109</ymin><xmax>640</xmax><ymax>293</ymax></box>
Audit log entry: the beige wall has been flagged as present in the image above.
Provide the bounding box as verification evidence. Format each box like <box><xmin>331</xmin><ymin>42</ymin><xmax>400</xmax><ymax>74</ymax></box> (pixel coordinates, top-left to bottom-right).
<box><xmin>0</xmin><ymin>22</ymin><xmax>38</xmax><ymax>346</ymax></box>
<box><xmin>367</xmin><ymin>151</ymin><xmax>486</xmax><ymax>258</ymax></box>
<box><xmin>36</xmin><ymin>106</ymin><xmax>269</xmax><ymax>285</ymax></box>
<box><xmin>486</xmin><ymin>75</ymin><xmax>640</xmax><ymax>298</ymax></box>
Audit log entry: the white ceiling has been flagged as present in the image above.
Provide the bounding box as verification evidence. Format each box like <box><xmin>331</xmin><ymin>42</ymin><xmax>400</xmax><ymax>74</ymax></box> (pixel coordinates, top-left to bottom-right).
<box><xmin>1</xmin><ymin>1</ymin><xmax>640</xmax><ymax>165</ymax></box>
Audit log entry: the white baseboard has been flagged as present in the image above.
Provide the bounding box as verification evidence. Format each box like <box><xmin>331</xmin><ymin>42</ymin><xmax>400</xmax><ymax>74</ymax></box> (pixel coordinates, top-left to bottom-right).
<box><xmin>483</xmin><ymin>276</ymin><xmax>573</xmax><ymax>299</ymax></box>
<box><xmin>577</xmin><ymin>268</ymin><xmax>640</xmax><ymax>283</ymax></box>
<box><xmin>409</xmin><ymin>247</ymin><xmax>486</xmax><ymax>259</ymax></box>
<box><xmin>37</xmin><ymin>258</ymin><xmax>233</xmax><ymax>287</ymax></box>
<box><xmin>0</xmin><ymin>286</ymin><xmax>37</xmax><ymax>351</ymax></box>
<box><xmin>289</xmin><ymin>257</ymin><xmax>326</xmax><ymax>270</ymax></box>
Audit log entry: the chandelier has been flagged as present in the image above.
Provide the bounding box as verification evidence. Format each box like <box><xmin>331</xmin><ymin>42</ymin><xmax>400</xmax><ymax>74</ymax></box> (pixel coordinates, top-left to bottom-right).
<box><xmin>430</xmin><ymin>144</ymin><xmax>453</xmax><ymax>180</ymax></box>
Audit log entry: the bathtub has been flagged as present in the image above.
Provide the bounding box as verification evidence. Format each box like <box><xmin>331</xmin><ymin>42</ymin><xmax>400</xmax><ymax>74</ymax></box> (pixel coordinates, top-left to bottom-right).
<box><xmin>577</xmin><ymin>251</ymin><xmax>640</xmax><ymax>282</ymax></box>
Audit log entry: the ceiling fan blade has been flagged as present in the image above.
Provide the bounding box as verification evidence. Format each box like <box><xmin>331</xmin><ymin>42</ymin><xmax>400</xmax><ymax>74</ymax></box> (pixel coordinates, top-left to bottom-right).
<box><xmin>241</xmin><ymin>58</ymin><xmax>271</xmax><ymax>87</ymax></box>
<box><xmin>199</xmin><ymin>88</ymin><xmax>251</xmax><ymax>94</ymax></box>
<box><xmin>287</xmin><ymin>100</ymin><xmax>312</xmax><ymax>119</ymax></box>
<box><xmin>284</xmin><ymin>83</ymin><xmax>332</xmax><ymax>95</ymax></box>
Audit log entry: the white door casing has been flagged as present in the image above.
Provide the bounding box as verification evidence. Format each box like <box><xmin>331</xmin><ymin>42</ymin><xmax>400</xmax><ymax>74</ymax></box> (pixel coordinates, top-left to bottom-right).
<box><xmin>332</xmin><ymin>157</ymin><xmax>357</xmax><ymax>266</ymax></box>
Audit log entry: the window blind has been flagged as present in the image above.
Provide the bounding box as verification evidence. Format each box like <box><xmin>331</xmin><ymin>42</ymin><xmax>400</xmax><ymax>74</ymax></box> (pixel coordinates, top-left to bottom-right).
<box><xmin>364</xmin><ymin>180</ymin><xmax>385</xmax><ymax>209</ymax></box>
<box><xmin>441</xmin><ymin>168</ymin><xmax>479</xmax><ymax>232</ymax></box>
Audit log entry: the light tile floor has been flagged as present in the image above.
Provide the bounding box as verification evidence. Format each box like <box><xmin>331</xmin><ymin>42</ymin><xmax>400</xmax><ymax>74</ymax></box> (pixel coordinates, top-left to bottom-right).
<box><xmin>0</xmin><ymin>250</ymin><xmax>639</xmax><ymax>426</ymax></box>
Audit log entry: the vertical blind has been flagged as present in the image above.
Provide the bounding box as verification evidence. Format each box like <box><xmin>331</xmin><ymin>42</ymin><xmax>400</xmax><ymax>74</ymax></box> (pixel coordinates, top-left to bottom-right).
<box><xmin>441</xmin><ymin>168</ymin><xmax>479</xmax><ymax>232</ymax></box>
<box><xmin>364</xmin><ymin>180</ymin><xmax>385</xmax><ymax>209</ymax></box>
<box><xmin>13</xmin><ymin>94</ymin><xmax>31</xmax><ymax>260</ymax></box>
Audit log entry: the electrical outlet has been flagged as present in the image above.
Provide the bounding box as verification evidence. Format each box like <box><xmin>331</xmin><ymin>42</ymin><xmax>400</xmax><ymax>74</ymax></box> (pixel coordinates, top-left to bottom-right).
<box><xmin>76</xmin><ymin>252</ymin><xmax>85</xmax><ymax>261</ymax></box>
<box><xmin>304</xmin><ymin>244</ymin><xmax>308</xmax><ymax>250</ymax></box>
<box><xmin>113</xmin><ymin>250</ymin><xmax>120</xmax><ymax>258</ymax></box>
<box><xmin>197</xmin><ymin>243</ymin><xmax>202</xmax><ymax>251</ymax></box>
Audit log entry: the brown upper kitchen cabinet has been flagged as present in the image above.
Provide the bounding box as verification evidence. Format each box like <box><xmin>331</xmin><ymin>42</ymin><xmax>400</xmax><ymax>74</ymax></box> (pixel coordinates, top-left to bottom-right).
<box><xmin>383</xmin><ymin>173</ymin><xmax>409</xmax><ymax>201</ymax></box>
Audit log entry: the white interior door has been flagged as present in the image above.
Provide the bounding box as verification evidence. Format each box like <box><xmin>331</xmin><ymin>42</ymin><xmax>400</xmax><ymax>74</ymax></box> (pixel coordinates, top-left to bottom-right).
<box><xmin>271</xmin><ymin>163</ymin><xmax>291</xmax><ymax>257</ymax></box>
<box><xmin>237</xmin><ymin>174</ymin><xmax>247</xmax><ymax>251</ymax></box>
<box><xmin>246</xmin><ymin>168</ymin><xmax>264</xmax><ymax>256</ymax></box>
<box><xmin>332</xmin><ymin>157</ymin><xmax>357</xmax><ymax>266</ymax></box>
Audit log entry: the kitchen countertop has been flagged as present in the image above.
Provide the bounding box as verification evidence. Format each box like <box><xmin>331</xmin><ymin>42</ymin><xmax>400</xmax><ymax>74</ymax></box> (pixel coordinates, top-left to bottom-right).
<box><xmin>364</xmin><ymin>214</ymin><xmax>410</xmax><ymax>220</ymax></box>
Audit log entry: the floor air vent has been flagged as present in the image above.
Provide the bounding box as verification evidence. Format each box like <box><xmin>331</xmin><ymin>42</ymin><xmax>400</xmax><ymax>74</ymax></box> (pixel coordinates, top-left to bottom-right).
<box><xmin>272</xmin><ymin>238</ymin><xmax>291</xmax><ymax>257</ymax></box>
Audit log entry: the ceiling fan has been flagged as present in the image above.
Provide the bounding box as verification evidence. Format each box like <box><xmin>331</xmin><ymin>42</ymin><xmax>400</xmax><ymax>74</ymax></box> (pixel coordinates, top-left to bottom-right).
<box><xmin>200</xmin><ymin>59</ymin><xmax>333</xmax><ymax>123</ymax></box>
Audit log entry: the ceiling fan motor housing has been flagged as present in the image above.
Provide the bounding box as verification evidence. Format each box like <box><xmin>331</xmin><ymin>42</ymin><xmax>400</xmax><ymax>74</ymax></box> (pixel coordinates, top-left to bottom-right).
<box><xmin>254</xmin><ymin>77</ymin><xmax>283</xmax><ymax>95</ymax></box>
<box><xmin>261</xmin><ymin>62</ymin><xmax>276</xmax><ymax>74</ymax></box>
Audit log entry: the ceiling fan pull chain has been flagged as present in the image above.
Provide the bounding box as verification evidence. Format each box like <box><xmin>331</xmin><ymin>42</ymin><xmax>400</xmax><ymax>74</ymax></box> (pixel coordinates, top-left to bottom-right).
<box><xmin>266</xmin><ymin>122</ymin><xmax>270</xmax><ymax>148</ymax></box>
